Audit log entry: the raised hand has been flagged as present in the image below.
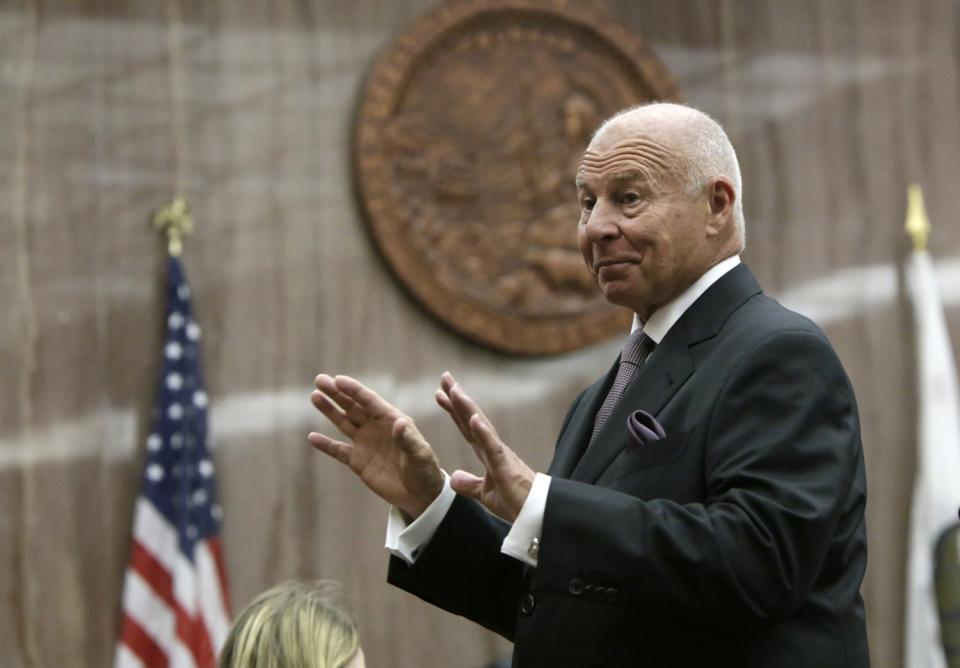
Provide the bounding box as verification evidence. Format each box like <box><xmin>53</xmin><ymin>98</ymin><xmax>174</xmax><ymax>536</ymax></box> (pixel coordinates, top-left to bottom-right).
<box><xmin>435</xmin><ymin>372</ymin><xmax>535</xmax><ymax>522</ymax></box>
<box><xmin>309</xmin><ymin>374</ymin><xmax>444</xmax><ymax>519</ymax></box>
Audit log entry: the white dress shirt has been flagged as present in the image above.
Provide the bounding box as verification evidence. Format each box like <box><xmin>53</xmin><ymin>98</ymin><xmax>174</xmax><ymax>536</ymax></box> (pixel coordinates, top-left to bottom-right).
<box><xmin>385</xmin><ymin>255</ymin><xmax>742</xmax><ymax>566</ymax></box>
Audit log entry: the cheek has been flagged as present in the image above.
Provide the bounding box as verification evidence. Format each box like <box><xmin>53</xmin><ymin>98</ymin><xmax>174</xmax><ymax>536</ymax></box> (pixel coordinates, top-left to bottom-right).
<box><xmin>621</xmin><ymin>222</ymin><xmax>661</xmax><ymax>257</ymax></box>
<box><xmin>576</xmin><ymin>226</ymin><xmax>592</xmax><ymax>260</ymax></box>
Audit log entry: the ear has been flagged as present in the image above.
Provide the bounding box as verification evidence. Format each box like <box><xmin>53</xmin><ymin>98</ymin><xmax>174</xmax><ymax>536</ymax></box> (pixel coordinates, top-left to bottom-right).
<box><xmin>704</xmin><ymin>177</ymin><xmax>736</xmax><ymax>238</ymax></box>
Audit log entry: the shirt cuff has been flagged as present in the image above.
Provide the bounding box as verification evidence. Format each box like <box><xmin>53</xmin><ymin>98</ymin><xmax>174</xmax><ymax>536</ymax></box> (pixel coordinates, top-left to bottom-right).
<box><xmin>500</xmin><ymin>472</ymin><xmax>551</xmax><ymax>567</ymax></box>
<box><xmin>384</xmin><ymin>472</ymin><xmax>456</xmax><ymax>565</ymax></box>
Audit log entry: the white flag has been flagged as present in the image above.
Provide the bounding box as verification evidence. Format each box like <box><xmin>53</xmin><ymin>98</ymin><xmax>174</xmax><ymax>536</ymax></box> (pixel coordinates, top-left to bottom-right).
<box><xmin>904</xmin><ymin>247</ymin><xmax>960</xmax><ymax>668</ymax></box>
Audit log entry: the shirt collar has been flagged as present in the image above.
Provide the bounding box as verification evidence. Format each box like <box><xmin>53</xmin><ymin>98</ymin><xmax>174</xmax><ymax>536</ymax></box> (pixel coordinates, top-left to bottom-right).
<box><xmin>631</xmin><ymin>255</ymin><xmax>741</xmax><ymax>344</ymax></box>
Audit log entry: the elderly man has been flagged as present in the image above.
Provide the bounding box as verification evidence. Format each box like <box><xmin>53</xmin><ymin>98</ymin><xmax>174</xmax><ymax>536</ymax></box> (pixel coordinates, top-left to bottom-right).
<box><xmin>309</xmin><ymin>103</ymin><xmax>869</xmax><ymax>667</ymax></box>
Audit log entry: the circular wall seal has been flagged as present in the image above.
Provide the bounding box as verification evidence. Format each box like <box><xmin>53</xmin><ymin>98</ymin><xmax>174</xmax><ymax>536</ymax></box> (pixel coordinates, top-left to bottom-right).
<box><xmin>353</xmin><ymin>0</ymin><xmax>681</xmax><ymax>355</ymax></box>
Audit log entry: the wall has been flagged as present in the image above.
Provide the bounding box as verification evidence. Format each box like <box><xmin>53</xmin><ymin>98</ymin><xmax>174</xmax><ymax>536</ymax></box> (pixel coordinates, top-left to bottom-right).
<box><xmin>2</xmin><ymin>0</ymin><xmax>959</xmax><ymax>665</ymax></box>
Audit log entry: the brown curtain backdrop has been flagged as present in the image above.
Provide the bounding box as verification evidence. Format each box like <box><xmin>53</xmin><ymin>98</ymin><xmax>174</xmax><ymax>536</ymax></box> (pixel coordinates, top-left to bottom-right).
<box><xmin>2</xmin><ymin>0</ymin><xmax>960</xmax><ymax>665</ymax></box>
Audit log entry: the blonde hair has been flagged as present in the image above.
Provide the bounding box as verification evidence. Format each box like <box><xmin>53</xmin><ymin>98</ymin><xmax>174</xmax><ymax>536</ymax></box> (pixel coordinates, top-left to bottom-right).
<box><xmin>219</xmin><ymin>580</ymin><xmax>361</xmax><ymax>668</ymax></box>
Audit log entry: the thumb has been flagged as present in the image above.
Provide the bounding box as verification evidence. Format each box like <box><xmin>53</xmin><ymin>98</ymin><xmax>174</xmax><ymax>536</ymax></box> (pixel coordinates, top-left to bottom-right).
<box><xmin>450</xmin><ymin>469</ymin><xmax>484</xmax><ymax>500</ymax></box>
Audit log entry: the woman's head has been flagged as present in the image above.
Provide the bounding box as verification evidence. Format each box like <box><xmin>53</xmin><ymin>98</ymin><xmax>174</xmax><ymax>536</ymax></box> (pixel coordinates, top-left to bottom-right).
<box><xmin>219</xmin><ymin>580</ymin><xmax>364</xmax><ymax>668</ymax></box>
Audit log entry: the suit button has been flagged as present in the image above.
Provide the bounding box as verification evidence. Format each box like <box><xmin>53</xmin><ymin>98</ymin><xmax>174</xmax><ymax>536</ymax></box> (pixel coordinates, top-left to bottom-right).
<box><xmin>603</xmin><ymin>587</ymin><xmax>619</xmax><ymax>603</ymax></box>
<box><xmin>520</xmin><ymin>592</ymin><xmax>536</xmax><ymax>614</ymax></box>
<box><xmin>568</xmin><ymin>578</ymin><xmax>585</xmax><ymax>596</ymax></box>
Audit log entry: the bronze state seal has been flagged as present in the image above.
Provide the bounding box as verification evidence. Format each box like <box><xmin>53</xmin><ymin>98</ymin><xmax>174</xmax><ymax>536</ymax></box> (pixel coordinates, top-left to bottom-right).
<box><xmin>353</xmin><ymin>0</ymin><xmax>680</xmax><ymax>355</ymax></box>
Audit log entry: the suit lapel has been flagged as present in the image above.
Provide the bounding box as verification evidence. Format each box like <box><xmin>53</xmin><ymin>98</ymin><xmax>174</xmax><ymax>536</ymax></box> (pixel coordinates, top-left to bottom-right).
<box><xmin>547</xmin><ymin>364</ymin><xmax>616</xmax><ymax>479</ymax></box>
<box><xmin>570</xmin><ymin>331</ymin><xmax>694</xmax><ymax>482</ymax></box>
<box><xmin>563</xmin><ymin>263</ymin><xmax>764</xmax><ymax>484</ymax></box>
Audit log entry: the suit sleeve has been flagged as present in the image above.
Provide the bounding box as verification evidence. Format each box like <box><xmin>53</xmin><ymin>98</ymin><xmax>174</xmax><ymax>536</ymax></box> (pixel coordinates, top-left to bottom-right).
<box><xmin>387</xmin><ymin>495</ymin><xmax>525</xmax><ymax>639</ymax></box>
<box><xmin>387</xmin><ymin>388</ymin><xmax>589</xmax><ymax>639</ymax></box>
<box><xmin>536</xmin><ymin>330</ymin><xmax>861</xmax><ymax>625</ymax></box>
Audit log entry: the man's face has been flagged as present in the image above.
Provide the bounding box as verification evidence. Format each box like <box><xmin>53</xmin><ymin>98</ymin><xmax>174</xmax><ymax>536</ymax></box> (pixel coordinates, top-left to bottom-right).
<box><xmin>576</xmin><ymin>124</ymin><xmax>708</xmax><ymax>321</ymax></box>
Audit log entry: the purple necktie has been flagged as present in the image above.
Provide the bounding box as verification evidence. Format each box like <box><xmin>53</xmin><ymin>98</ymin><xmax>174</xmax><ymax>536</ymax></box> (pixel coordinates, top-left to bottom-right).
<box><xmin>590</xmin><ymin>330</ymin><xmax>655</xmax><ymax>444</ymax></box>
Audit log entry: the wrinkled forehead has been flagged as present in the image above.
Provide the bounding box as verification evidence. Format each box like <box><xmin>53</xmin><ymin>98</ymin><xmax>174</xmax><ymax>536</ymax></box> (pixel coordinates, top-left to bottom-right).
<box><xmin>576</xmin><ymin>135</ymin><xmax>676</xmax><ymax>188</ymax></box>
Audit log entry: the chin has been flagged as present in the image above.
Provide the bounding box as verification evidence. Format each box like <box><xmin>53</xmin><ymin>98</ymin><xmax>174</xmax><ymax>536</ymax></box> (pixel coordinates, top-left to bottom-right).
<box><xmin>599</xmin><ymin>283</ymin><xmax>634</xmax><ymax>307</ymax></box>
<box><xmin>601</xmin><ymin>284</ymin><xmax>648</xmax><ymax>313</ymax></box>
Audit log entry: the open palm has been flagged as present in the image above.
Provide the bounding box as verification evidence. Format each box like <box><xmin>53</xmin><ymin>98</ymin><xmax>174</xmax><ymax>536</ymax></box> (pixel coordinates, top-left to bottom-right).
<box><xmin>309</xmin><ymin>374</ymin><xmax>444</xmax><ymax>518</ymax></box>
<box><xmin>435</xmin><ymin>372</ymin><xmax>535</xmax><ymax>522</ymax></box>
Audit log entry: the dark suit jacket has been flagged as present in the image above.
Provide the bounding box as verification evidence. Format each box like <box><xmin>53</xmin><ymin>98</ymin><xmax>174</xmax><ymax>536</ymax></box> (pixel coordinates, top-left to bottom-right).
<box><xmin>389</xmin><ymin>264</ymin><xmax>870</xmax><ymax>667</ymax></box>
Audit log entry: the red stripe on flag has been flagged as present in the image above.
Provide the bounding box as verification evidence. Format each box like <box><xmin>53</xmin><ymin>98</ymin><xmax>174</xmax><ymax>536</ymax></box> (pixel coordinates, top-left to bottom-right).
<box><xmin>206</xmin><ymin>537</ymin><xmax>232</xmax><ymax>615</ymax></box>
<box><xmin>176</xmin><ymin>603</ymin><xmax>216</xmax><ymax>668</ymax></box>
<box><xmin>120</xmin><ymin>613</ymin><xmax>169</xmax><ymax>668</ymax></box>
<box><xmin>131</xmin><ymin>538</ymin><xmax>217</xmax><ymax>667</ymax></box>
<box><xmin>130</xmin><ymin>540</ymin><xmax>174</xmax><ymax>607</ymax></box>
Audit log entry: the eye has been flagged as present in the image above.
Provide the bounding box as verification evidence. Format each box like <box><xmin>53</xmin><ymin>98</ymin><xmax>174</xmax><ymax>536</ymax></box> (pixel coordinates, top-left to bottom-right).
<box><xmin>621</xmin><ymin>192</ymin><xmax>642</xmax><ymax>205</ymax></box>
<box><xmin>581</xmin><ymin>197</ymin><xmax>596</xmax><ymax>211</ymax></box>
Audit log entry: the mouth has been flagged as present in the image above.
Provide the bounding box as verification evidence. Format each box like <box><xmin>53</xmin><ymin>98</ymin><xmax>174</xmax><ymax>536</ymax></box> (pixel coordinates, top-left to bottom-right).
<box><xmin>593</xmin><ymin>258</ymin><xmax>639</xmax><ymax>273</ymax></box>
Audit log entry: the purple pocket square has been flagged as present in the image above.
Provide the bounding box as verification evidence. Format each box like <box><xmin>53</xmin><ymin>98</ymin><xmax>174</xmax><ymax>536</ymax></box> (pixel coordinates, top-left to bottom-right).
<box><xmin>627</xmin><ymin>410</ymin><xmax>667</xmax><ymax>445</ymax></box>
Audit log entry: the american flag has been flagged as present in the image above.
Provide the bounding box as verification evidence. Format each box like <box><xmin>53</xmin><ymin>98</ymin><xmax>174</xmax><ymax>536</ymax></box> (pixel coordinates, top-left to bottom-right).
<box><xmin>115</xmin><ymin>256</ymin><xmax>231</xmax><ymax>668</ymax></box>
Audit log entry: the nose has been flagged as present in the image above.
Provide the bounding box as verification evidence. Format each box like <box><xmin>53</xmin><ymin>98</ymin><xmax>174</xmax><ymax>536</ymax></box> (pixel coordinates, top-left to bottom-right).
<box><xmin>584</xmin><ymin>198</ymin><xmax>621</xmax><ymax>243</ymax></box>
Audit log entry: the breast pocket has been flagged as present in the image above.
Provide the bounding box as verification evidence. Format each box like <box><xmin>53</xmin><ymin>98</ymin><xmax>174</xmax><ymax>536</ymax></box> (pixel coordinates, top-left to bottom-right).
<box><xmin>608</xmin><ymin>421</ymin><xmax>705</xmax><ymax>500</ymax></box>
<box><xmin>614</xmin><ymin>427</ymin><xmax>691</xmax><ymax>480</ymax></box>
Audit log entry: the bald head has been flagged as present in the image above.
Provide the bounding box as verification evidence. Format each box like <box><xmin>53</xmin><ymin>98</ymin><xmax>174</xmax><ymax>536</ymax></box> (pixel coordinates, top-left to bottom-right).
<box><xmin>591</xmin><ymin>103</ymin><xmax>745</xmax><ymax>248</ymax></box>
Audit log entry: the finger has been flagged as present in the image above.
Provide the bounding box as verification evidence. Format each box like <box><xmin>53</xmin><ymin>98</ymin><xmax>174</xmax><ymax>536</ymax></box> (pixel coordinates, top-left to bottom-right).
<box><xmin>311</xmin><ymin>390</ymin><xmax>357</xmax><ymax>438</ymax></box>
<box><xmin>438</xmin><ymin>372</ymin><xmax>469</xmax><ymax>419</ymax></box>
<box><xmin>450</xmin><ymin>469</ymin><xmax>485</xmax><ymax>500</ymax></box>
<box><xmin>435</xmin><ymin>390</ymin><xmax>473</xmax><ymax>440</ymax></box>
<box><xmin>315</xmin><ymin>375</ymin><xmax>366</xmax><ymax>422</ymax></box>
<box><xmin>437</xmin><ymin>389</ymin><xmax>488</xmax><ymax>465</ymax></box>
<box><xmin>435</xmin><ymin>389</ymin><xmax>452</xmax><ymax>413</ymax></box>
<box><xmin>334</xmin><ymin>375</ymin><xmax>399</xmax><ymax>421</ymax></box>
<box><xmin>314</xmin><ymin>373</ymin><xmax>335</xmax><ymax>390</ymax></box>
<box><xmin>449</xmin><ymin>384</ymin><xmax>499</xmax><ymax>441</ymax></box>
<box><xmin>315</xmin><ymin>373</ymin><xmax>349</xmax><ymax>400</ymax></box>
<box><xmin>445</xmin><ymin>382</ymin><xmax>481</xmax><ymax>428</ymax></box>
<box><xmin>316</xmin><ymin>375</ymin><xmax>369</xmax><ymax>427</ymax></box>
<box><xmin>435</xmin><ymin>389</ymin><xmax>467</xmax><ymax>432</ymax></box>
<box><xmin>450</xmin><ymin>384</ymin><xmax>500</xmax><ymax>440</ymax></box>
<box><xmin>469</xmin><ymin>413</ymin><xmax>507</xmax><ymax>469</ymax></box>
<box><xmin>308</xmin><ymin>431</ymin><xmax>352</xmax><ymax>465</ymax></box>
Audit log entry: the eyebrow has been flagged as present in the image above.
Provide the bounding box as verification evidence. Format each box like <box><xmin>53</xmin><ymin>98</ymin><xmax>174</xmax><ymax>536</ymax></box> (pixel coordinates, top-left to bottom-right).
<box><xmin>576</xmin><ymin>168</ymin><xmax>649</xmax><ymax>190</ymax></box>
<box><xmin>607</xmin><ymin>169</ymin><xmax>648</xmax><ymax>185</ymax></box>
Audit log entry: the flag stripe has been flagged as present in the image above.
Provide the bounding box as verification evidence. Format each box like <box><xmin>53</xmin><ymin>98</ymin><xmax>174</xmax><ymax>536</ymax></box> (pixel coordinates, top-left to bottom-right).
<box><xmin>170</xmin><ymin>640</ymin><xmax>200</xmax><ymax>668</ymax></box>
<box><xmin>118</xmin><ymin>614</ymin><xmax>166</xmax><ymax>668</ymax></box>
<box><xmin>175</xmin><ymin>604</ymin><xmax>212</xmax><ymax>668</ymax></box>
<box><xmin>130</xmin><ymin>535</ymin><xmax>214</xmax><ymax>668</ymax></box>
<box><xmin>123</xmin><ymin>570</ymin><xmax>177</xmax><ymax>658</ymax></box>
<box><xmin>123</xmin><ymin>541</ymin><xmax>213</xmax><ymax>668</ymax></box>
<box><xmin>173</xmin><ymin>550</ymin><xmax>198</xmax><ymax>616</ymax></box>
<box><xmin>114</xmin><ymin>644</ymin><xmax>145</xmax><ymax>668</ymax></box>
<box><xmin>133</xmin><ymin>497</ymin><xmax>198</xmax><ymax>615</ymax></box>
<box><xmin>206</xmin><ymin>538</ymin><xmax>231</xmax><ymax>614</ymax></box>
<box><xmin>196</xmin><ymin>541</ymin><xmax>231</xmax><ymax>648</ymax></box>
<box><xmin>132</xmin><ymin>498</ymin><xmax>180</xmax><ymax>575</ymax></box>
<box><xmin>130</xmin><ymin>541</ymin><xmax>174</xmax><ymax>608</ymax></box>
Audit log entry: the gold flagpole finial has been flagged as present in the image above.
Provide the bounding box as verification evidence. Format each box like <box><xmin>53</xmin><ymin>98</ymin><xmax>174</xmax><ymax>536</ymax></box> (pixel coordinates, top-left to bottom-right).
<box><xmin>153</xmin><ymin>197</ymin><xmax>194</xmax><ymax>257</ymax></box>
<box><xmin>905</xmin><ymin>184</ymin><xmax>931</xmax><ymax>251</ymax></box>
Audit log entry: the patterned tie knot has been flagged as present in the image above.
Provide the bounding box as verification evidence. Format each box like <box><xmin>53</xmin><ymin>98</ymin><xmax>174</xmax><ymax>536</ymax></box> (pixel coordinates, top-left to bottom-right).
<box><xmin>620</xmin><ymin>330</ymin><xmax>653</xmax><ymax>368</ymax></box>
<box><xmin>589</xmin><ymin>330</ymin><xmax>655</xmax><ymax>444</ymax></box>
